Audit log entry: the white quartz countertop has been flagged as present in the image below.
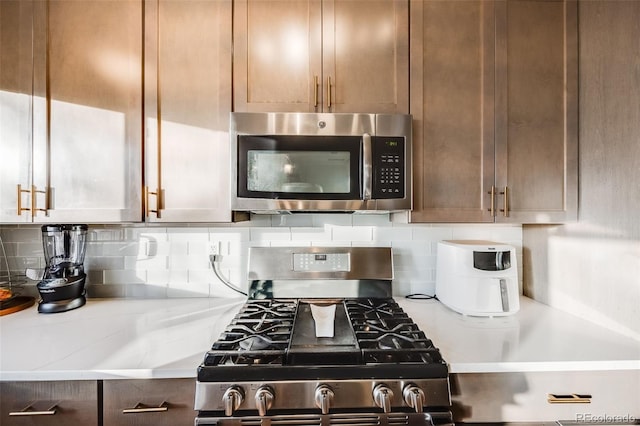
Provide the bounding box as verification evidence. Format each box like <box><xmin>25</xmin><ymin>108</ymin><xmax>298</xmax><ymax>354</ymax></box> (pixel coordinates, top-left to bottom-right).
<box><xmin>1</xmin><ymin>296</ymin><xmax>639</xmax><ymax>381</ymax></box>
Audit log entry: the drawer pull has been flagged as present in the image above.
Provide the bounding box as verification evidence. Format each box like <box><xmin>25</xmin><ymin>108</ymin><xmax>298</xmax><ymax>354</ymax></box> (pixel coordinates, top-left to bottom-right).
<box><xmin>547</xmin><ymin>393</ymin><xmax>592</xmax><ymax>404</ymax></box>
<box><xmin>123</xmin><ymin>401</ymin><xmax>169</xmax><ymax>414</ymax></box>
<box><xmin>9</xmin><ymin>403</ymin><xmax>57</xmax><ymax>416</ymax></box>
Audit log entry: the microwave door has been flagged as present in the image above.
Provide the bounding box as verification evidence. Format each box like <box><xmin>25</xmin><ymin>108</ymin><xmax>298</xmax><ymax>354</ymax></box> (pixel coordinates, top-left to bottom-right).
<box><xmin>238</xmin><ymin>135</ymin><xmax>361</xmax><ymax>201</ymax></box>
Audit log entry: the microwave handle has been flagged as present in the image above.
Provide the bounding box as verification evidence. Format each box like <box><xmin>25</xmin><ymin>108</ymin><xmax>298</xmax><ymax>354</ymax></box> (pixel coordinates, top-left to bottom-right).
<box><xmin>362</xmin><ymin>133</ymin><xmax>372</xmax><ymax>200</ymax></box>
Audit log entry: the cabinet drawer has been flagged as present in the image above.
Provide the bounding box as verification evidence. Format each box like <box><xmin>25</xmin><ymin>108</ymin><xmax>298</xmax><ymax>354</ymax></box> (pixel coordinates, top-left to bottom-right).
<box><xmin>0</xmin><ymin>381</ymin><xmax>98</xmax><ymax>426</ymax></box>
<box><xmin>103</xmin><ymin>378</ymin><xmax>196</xmax><ymax>426</ymax></box>
<box><xmin>452</xmin><ymin>370</ymin><xmax>640</xmax><ymax>423</ymax></box>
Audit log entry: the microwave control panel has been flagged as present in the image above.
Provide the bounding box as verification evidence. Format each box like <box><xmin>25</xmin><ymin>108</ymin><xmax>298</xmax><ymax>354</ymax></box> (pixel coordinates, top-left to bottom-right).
<box><xmin>372</xmin><ymin>136</ymin><xmax>405</xmax><ymax>198</ymax></box>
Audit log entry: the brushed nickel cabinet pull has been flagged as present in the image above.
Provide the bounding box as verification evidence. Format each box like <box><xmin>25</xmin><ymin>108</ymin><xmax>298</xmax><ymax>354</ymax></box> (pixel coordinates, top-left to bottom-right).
<box><xmin>9</xmin><ymin>403</ymin><xmax>57</xmax><ymax>416</ymax></box>
<box><xmin>314</xmin><ymin>75</ymin><xmax>319</xmax><ymax>108</ymax></box>
<box><xmin>327</xmin><ymin>76</ymin><xmax>332</xmax><ymax>109</ymax></box>
<box><xmin>500</xmin><ymin>186</ymin><xmax>509</xmax><ymax>217</ymax></box>
<box><xmin>123</xmin><ymin>401</ymin><xmax>169</xmax><ymax>414</ymax></box>
<box><xmin>487</xmin><ymin>185</ymin><xmax>496</xmax><ymax>216</ymax></box>
<box><xmin>547</xmin><ymin>393</ymin><xmax>592</xmax><ymax>404</ymax></box>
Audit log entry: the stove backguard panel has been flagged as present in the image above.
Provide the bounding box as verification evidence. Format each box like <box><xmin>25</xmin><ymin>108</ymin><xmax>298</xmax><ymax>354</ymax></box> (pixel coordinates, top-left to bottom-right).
<box><xmin>247</xmin><ymin>246</ymin><xmax>394</xmax><ymax>300</ymax></box>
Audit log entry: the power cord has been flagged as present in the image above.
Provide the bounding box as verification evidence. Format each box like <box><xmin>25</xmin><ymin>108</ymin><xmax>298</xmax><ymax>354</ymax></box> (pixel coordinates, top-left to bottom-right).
<box><xmin>405</xmin><ymin>293</ymin><xmax>438</xmax><ymax>300</ymax></box>
<box><xmin>209</xmin><ymin>254</ymin><xmax>247</xmax><ymax>296</ymax></box>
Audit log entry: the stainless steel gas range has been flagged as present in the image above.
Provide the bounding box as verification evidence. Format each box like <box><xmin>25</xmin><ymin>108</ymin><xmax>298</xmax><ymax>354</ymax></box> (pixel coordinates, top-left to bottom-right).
<box><xmin>195</xmin><ymin>247</ymin><xmax>452</xmax><ymax>426</ymax></box>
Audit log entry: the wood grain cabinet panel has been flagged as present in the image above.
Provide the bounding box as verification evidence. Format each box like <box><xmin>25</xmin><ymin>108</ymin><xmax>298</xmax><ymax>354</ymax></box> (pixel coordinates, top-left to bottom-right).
<box><xmin>233</xmin><ymin>0</ymin><xmax>408</xmax><ymax>114</ymax></box>
<box><xmin>143</xmin><ymin>0</ymin><xmax>232</xmax><ymax>222</ymax></box>
<box><xmin>0</xmin><ymin>0</ymin><xmax>143</xmax><ymax>224</ymax></box>
<box><xmin>0</xmin><ymin>381</ymin><xmax>98</xmax><ymax>426</ymax></box>
<box><xmin>410</xmin><ymin>0</ymin><xmax>577</xmax><ymax>224</ymax></box>
<box><xmin>102</xmin><ymin>378</ymin><xmax>196</xmax><ymax>426</ymax></box>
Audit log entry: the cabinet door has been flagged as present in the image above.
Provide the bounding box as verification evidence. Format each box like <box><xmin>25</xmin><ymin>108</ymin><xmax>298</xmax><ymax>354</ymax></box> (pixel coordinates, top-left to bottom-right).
<box><xmin>0</xmin><ymin>381</ymin><xmax>98</xmax><ymax>426</ymax></box>
<box><xmin>0</xmin><ymin>0</ymin><xmax>34</xmax><ymax>223</ymax></box>
<box><xmin>32</xmin><ymin>0</ymin><xmax>143</xmax><ymax>223</ymax></box>
<box><xmin>409</xmin><ymin>0</ymin><xmax>495</xmax><ymax>222</ymax></box>
<box><xmin>326</xmin><ymin>0</ymin><xmax>409</xmax><ymax>113</ymax></box>
<box><xmin>144</xmin><ymin>0</ymin><xmax>232</xmax><ymax>222</ymax></box>
<box><xmin>103</xmin><ymin>378</ymin><xmax>196</xmax><ymax>426</ymax></box>
<box><xmin>494</xmin><ymin>0</ymin><xmax>578</xmax><ymax>223</ymax></box>
<box><xmin>233</xmin><ymin>0</ymin><xmax>408</xmax><ymax>114</ymax></box>
<box><xmin>233</xmin><ymin>0</ymin><xmax>322</xmax><ymax>112</ymax></box>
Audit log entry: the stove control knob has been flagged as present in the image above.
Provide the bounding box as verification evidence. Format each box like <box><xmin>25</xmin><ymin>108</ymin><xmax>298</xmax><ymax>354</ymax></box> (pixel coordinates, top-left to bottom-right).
<box><xmin>373</xmin><ymin>384</ymin><xmax>394</xmax><ymax>413</ymax></box>
<box><xmin>314</xmin><ymin>384</ymin><xmax>335</xmax><ymax>414</ymax></box>
<box><xmin>255</xmin><ymin>386</ymin><xmax>274</xmax><ymax>416</ymax></box>
<box><xmin>402</xmin><ymin>384</ymin><xmax>425</xmax><ymax>413</ymax></box>
<box><xmin>222</xmin><ymin>386</ymin><xmax>244</xmax><ymax>416</ymax></box>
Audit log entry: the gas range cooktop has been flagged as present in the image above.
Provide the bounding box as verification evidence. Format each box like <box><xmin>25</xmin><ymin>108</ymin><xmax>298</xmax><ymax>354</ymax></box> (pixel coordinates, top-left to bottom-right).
<box><xmin>195</xmin><ymin>247</ymin><xmax>452</xmax><ymax>426</ymax></box>
<box><xmin>198</xmin><ymin>298</ymin><xmax>448</xmax><ymax>381</ymax></box>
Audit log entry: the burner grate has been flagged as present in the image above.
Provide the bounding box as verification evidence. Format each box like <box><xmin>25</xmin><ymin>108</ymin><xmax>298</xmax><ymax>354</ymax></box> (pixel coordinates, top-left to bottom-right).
<box><xmin>204</xmin><ymin>299</ymin><xmax>297</xmax><ymax>366</ymax></box>
<box><xmin>345</xmin><ymin>299</ymin><xmax>444</xmax><ymax>364</ymax></box>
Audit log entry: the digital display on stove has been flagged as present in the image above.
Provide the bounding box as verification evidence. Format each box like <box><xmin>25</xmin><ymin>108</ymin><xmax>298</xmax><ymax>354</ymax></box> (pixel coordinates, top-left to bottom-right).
<box><xmin>293</xmin><ymin>253</ymin><xmax>350</xmax><ymax>272</ymax></box>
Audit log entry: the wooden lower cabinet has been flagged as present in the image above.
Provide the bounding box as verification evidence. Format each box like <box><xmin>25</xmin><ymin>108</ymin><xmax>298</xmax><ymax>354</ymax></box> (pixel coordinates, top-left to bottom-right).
<box><xmin>0</xmin><ymin>381</ymin><xmax>98</xmax><ymax>426</ymax></box>
<box><xmin>451</xmin><ymin>370</ymin><xmax>640</xmax><ymax>423</ymax></box>
<box><xmin>102</xmin><ymin>378</ymin><xmax>196</xmax><ymax>426</ymax></box>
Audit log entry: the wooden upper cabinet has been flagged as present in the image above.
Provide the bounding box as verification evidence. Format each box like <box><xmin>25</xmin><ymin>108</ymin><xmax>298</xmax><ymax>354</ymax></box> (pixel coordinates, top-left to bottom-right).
<box><xmin>1</xmin><ymin>0</ymin><xmax>143</xmax><ymax>224</ymax></box>
<box><xmin>410</xmin><ymin>0</ymin><xmax>495</xmax><ymax>223</ymax></box>
<box><xmin>494</xmin><ymin>0</ymin><xmax>578</xmax><ymax>223</ymax></box>
<box><xmin>144</xmin><ymin>0</ymin><xmax>232</xmax><ymax>222</ymax></box>
<box><xmin>233</xmin><ymin>0</ymin><xmax>408</xmax><ymax>113</ymax></box>
<box><xmin>410</xmin><ymin>0</ymin><xmax>577</xmax><ymax>224</ymax></box>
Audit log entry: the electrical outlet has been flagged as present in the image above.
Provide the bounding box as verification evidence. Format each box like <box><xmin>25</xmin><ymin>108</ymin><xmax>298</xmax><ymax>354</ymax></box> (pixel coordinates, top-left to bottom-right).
<box><xmin>209</xmin><ymin>241</ymin><xmax>221</xmax><ymax>256</ymax></box>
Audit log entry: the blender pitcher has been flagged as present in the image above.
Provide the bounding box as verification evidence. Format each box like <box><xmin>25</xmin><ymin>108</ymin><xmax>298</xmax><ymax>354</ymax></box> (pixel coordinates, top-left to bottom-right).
<box><xmin>37</xmin><ymin>224</ymin><xmax>88</xmax><ymax>313</ymax></box>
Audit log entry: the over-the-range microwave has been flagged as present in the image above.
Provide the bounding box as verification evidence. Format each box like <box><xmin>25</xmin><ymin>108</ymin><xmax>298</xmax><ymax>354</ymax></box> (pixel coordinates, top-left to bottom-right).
<box><xmin>230</xmin><ymin>112</ymin><xmax>412</xmax><ymax>213</ymax></box>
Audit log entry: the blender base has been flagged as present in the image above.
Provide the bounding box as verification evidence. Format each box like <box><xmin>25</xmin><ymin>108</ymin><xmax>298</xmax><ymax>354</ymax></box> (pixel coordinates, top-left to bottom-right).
<box><xmin>38</xmin><ymin>295</ymin><xmax>86</xmax><ymax>314</ymax></box>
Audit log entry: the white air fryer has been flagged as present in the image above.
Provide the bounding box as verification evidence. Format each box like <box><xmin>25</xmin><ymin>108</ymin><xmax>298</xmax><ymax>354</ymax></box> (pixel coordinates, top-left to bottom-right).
<box><xmin>436</xmin><ymin>240</ymin><xmax>519</xmax><ymax>316</ymax></box>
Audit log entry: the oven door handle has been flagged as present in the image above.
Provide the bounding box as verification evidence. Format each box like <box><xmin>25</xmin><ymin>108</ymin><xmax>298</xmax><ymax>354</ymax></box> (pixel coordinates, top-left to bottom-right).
<box><xmin>362</xmin><ymin>133</ymin><xmax>372</xmax><ymax>200</ymax></box>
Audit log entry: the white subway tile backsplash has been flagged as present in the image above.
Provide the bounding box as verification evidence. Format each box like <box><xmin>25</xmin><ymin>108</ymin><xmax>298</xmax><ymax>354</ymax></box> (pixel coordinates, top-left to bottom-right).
<box><xmin>312</xmin><ymin>214</ymin><xmax>353</xmax><ymax>227</ymax></box>
<box><xmin>271</xmin><ymin>214</ymin><xmax>314</xmax><ymax>227</ymax></box>
<box><xmin>167</xmin><ymin>227</ymin><xmax>210</xmax><ymax>242</ymax></box>
<box><xmin>86</xmin><ymin>256</ymin><xmax>126</xmax><ymax>271</ymax></box>
<box><xmin>16</xmin><ymin>242</ymin><xmax>44</xmax><ymax>257</ymax></box>
<box><xmin>250</xmin><ymin>227</ymin><xmax>292</xmax><ymax>242</ymax></box>
<box><xmin>126</xmin><ymin>255</ymin><xmax>169</xmax><ymax>271</ymax></box>
<box><xmin>104</xmin><ymin>269</ymin><xmax>147</xmax><ymax>285</ymax></box>
<box><xmin>1</xmin><ymin>218</ymin><xmax>522</xmax><ymax>299</ymax></box>
<box><xmin>374</xmin><ymin>226</ymin><xmax>411</xmax><ymax>242</ymax></box>
<box><xmin>290</xmin><ymin>227</ymin><xmax>331</xmax><ymax>242</ymax></box>
<box><xmin>330</xmin><ymin>226</ymin><xmax>372</xmax><ymax>241</ymax></box>
<box><xmin>411</xmin><ymin>225</ymin><xmax>453</xmax><ymax>242</ymax></box>
<box><xmin>352</xmin><ymin>214</ymin><xmax>391</xmax><ymax>227</ymax></box>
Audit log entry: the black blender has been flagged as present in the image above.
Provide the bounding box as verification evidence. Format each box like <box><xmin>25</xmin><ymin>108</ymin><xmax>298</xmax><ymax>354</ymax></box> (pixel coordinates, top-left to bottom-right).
<box><xmin>37</xmin><ymin>224</ymin><xmax>88</xmax><ymax>313</ymax></box>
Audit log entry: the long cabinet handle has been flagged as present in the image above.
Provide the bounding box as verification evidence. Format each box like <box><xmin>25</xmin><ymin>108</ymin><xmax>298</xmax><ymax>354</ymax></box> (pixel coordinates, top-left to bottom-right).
<box><xmin>16</xmin><ymin>184</ymin><xmax>30</xmax><ymax>216</ymax></box>
<box><xmin>32</xmin><ymin>185</ymin><xmax>49</xmax><ymax>215</ymax></box>
<box><xmin>123</xmin><ymin>401</ymin><xmax>169</xmax><ymax>414</ymax></box>
<box><xmin>327</xmin><ymin>76</ymin><xmax>332</xmax><ymax>109</ymax></box>
<box><xmin>9</xmin><ymin>403</ymin><xmax>57</xmax><ymax>416</ymax></box>
<box><xmin>145</xmin><ymin>186</ymin><xmax>163</xmax><ymax>219</ymax></box>
<box><xmin>487</xmin><ymin>185</ymin><xmax>496</xmax><ymax>217</ymax></box>
<box><xmin>313</xmin><ymin>75</ymin><xmax>319</xmax><ymax>108</ymax></box>
<box><xmin>16</xmin><ymin>185</ymin><xmax>48</xmax><ymax>217</ymax></box>
<box><xmin>499</xmin><ymin>186</ymin><xmax>509</xmax><ymax>217</ymax></box>
<box><xmin>547</xmin><ymin>393</ymin><xmax>591</xmax><ymax>404</ymax></box>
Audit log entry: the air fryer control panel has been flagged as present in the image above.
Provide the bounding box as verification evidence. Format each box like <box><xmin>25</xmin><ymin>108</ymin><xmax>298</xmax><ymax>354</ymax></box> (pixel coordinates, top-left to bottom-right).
<box><xmin>372</xmin><ymin>136</ymin><xmax>405</xmax><ymax>199</ymax></box>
